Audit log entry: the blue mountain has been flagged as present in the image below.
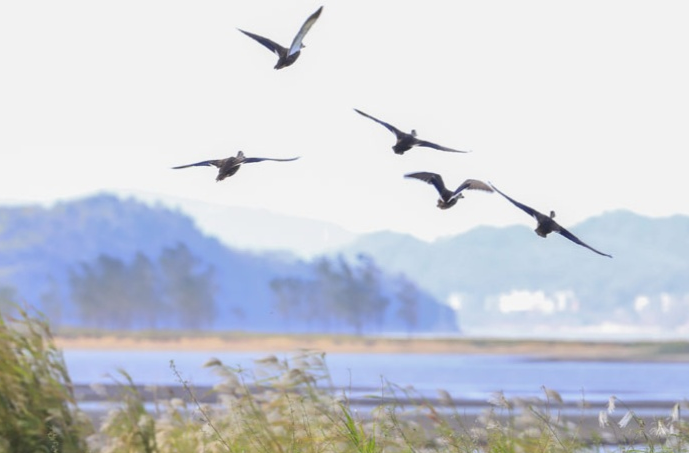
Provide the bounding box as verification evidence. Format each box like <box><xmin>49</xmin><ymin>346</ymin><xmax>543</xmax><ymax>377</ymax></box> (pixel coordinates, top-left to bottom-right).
<box><xmin>0</xmin><ymin>194</ymin><xmax>455</xmax><ymax>333</ymax></box>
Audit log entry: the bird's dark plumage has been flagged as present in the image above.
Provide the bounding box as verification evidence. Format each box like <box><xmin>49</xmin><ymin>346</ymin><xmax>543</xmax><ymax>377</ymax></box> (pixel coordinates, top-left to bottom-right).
<box><xmin>405</xmin><ymin>172</ymin><xmax>492</xmax><ymax>209</ymax></box>
<box><xmin>490</xmin><ymin>183</ymin><xmax>612</xmax><ymax>258</ymax></box>
<box><xmin>354</xmin><ymin>108</ymin><xmax>470</xmax><ymax>155</ymax></box>
<box><xmin>172</xmin><ymin>151</ymin><xmax>299</xmax><ymax>181</ymax></box>
<box><xmin>238</xmin><ymin>6</ymin><xmax>323</xmax><ymax>69</ymax></box>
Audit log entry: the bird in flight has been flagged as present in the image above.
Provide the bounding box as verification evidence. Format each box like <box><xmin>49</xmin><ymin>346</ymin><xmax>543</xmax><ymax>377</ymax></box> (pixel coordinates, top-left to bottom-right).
<box><xmin>172</xmin><ymin>151</ymin><xmax>299</xmax><ymax>182</ymax></box>
<box><xmin>354</xmin><ymin>108</ymin><xmax>470</xmax><ymax>155</ymax></box>
<box><xmin>405</xmin><ymin>172</ymin><xmax>493</xmax><ymax>209</ymax></box>
<box><xmin>238</xmin><ymin>6</ymin><xmax>323</xmax><ymax>70</ymax></box>
<box><xmin>489</xmin><ymin>183</ymin><xmax>612</xmax><ymax>258</ymax></box>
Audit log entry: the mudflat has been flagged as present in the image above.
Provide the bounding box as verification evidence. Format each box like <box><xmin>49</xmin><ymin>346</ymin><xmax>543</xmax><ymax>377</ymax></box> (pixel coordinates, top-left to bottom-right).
<box><xmin>54</xmin><ymin>333</ymin><xmax>689</xmax><ymax>362</ymax></box>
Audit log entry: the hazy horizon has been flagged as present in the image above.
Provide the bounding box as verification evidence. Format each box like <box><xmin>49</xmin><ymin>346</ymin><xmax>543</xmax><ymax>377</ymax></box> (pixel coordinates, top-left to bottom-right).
<box><xmin>0</xmin><ymin>188</ymin><xmax>670</xmax><ymax>248</ymax></box>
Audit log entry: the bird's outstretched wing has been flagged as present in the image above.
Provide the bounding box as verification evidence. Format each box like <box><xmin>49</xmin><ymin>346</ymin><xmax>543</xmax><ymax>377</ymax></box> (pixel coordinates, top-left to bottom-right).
<box><xmin>172</xmin><ymin>159</ymin><xmax>225</xmax><ymax>169</ymax></box>
<box><xmin>557</xmin><ymin>227</ymin><xmax>613</xmax><ymax>258</ymax></box>
<box><xmin>415</xmin><ymin>139</ymin><xmax>471</xmax><ymax>153</ymax></box>
<box><xmin>238</xmin><ymin>29</ymin><xmax>287</xmax><ymax>56</ymax></box>
<box><xmin>489</xmin><ymin>183</ymin><xmax>542</xmax><ymax>221</ymax></box>
<box><xmin>242</xmin><ymin>156</ymin><xmax>300</xmax><ymax>164</ymax></box>
<box><xmin>405</xmin><ymin>172</ymin><xmax>447</xmax><ymax>196</ymax></box>
<box><xmin>354</xmin><ymin>109</ymin><xmax>405</xmax><ymax>138</ymax></box>
<box><xmin>288</xmin><ymin>6</ymin><xmax>323</xmax><ymax>56</ymax></box>
<box><xmin>492</xmin><ymin>183</ymin><xmax>613</xmax><ymax>258</ymax></box>
<box><xmin>454</xmin><ymin>179</ymin><xmax>493</xmax><ymax>196</ymax></box>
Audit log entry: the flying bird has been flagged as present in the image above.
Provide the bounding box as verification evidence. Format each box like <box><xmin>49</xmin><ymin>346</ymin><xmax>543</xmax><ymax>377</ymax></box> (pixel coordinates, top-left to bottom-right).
<box><xmin>489</xmin><ymin>183</ymin><xmax>612</xmax><ymax>258</ymax></box>
<box><xmin>405</xmin><ymin>172</ymin><xmax>493</xmax><ymax>209</ymax></box>
<box><xmin>354</xmin><ymin>108</ymin><xmax>470</xmax><ymax>155</ymax></box>
<box><xmin>172</xmin><ymin>151</ymin><xmax>299</xmax><ymax>182</ymax></box>
<box><xmin>238</xmin><ymin>6</ymin><xmax>323</xmax><ymax>69</ymax></box>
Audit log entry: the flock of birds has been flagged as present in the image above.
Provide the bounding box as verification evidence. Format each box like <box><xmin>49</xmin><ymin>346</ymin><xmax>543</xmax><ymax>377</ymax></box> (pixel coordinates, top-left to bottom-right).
<box><xmin>172</xmin><ymin>6</ymin><xmax>612</xmax><ymax>259</ymax></box>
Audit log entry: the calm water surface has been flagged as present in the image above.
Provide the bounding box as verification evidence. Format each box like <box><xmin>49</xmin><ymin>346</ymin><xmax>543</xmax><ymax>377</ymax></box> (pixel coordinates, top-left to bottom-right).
<box><xmin>63</xmin><ymin>350</ymin><xmax>689</xmax><ymax>404</ymax></box>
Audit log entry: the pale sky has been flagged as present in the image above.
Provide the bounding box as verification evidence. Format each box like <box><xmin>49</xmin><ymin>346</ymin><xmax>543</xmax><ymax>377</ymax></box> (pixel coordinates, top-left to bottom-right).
<box><xmin>1</xmin><ymin>1</ymin><xmax>688</xmax><ymax>241</ymax></box>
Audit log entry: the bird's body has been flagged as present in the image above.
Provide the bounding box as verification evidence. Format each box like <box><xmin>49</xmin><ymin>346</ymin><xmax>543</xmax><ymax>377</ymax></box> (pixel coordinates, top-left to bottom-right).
<box><xmin>239</xmin><ymin>6</ymin><xmax>323</xmax><ymax>69</ymax></box>
<box><xmin>354</xmin><ymin>109</ymin><xmax>470</xmax><ymax>155</ymax></box>
<box><xmin>405</xmin><ymin>172</ymin><xmax>492</xmax><ymax>209</ymax></box>
<box><xmin>490</xmin><ymin>183</ymin><xmax>612</xmax><ymax>258</ymax></box>
<box><xmin>172</xmin><ymin>151</ymin><xmax>299</xmax><ymax>181</ymax></box>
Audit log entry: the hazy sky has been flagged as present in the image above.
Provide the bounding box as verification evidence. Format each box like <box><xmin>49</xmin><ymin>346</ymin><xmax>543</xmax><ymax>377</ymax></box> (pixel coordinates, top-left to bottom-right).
<box><xmin>1</xmin><ymin>1</ymin><xmax>687</xmax><ymax>241</ymax></box>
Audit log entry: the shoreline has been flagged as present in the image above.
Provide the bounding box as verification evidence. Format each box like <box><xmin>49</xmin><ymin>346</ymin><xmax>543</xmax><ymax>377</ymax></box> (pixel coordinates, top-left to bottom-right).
<box><xmin>73</xmin><ymin>382</ymin><xmax>681</xmax><ymax>443</ymax></box>
<box><xmin>54</xmin><ymin>333</ymin><xmax>689</xmax><ymax>362</ymax></box>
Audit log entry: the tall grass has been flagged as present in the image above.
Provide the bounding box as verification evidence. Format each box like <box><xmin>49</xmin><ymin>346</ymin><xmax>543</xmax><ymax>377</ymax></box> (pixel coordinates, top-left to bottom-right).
<box><xmin>2</xmin><ymin>308</ymin><xmax>689</xmax><ymax>452</ymax></box>
<box><xmin>0</xmin><ymin>306</ymin><xmax>92</xmax><ymax>452</ymax></box>
<box><xmin>89</xmin><ymin>352</ymin><xmax>689</xmax><ymax>453</ymax></box>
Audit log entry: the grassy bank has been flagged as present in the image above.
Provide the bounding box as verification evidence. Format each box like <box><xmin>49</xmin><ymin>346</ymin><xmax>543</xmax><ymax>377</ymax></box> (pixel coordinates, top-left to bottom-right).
<box><xmin>3</xmin><ymin>311</ymin><xmax>689</xmax><ymax>452</ymax></box>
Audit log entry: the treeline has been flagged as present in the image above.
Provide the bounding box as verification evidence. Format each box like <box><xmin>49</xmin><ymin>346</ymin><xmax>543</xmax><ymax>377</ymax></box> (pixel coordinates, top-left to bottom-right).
<box><xmin>69</xmin><ymin>244</ymin><xmax>216</xmax><ymax>329</ymax></box>
<box><xmin>2</xmin><ymin>242</ymin><xmax>441</xmax><ymax>333</ymax></box>
<box><xmin>63</xmin><ymin>251</ymin><xmax>427</xmax><ymax>334</ymax></box>
<box><xmin>270</xmin><ymin>255</ymin><xmax>422</xmax><ymax>334</ymax></box>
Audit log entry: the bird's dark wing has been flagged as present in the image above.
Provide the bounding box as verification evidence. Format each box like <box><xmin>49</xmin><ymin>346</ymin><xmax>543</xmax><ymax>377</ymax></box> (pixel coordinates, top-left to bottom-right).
<box><xmin>489</xmin><ymin>183</ymin><xmax>542</xmax><ymax>221</ymax></box>
<box><xmin>172</xmin><ymin>159</ymin><xmax>225</xmax><ymax>169</ymax></box>
<box><xmin>238</xmin><ymin>29</ymin><xmax>286</xmax><ymax>56</ymax></box>
<box><xmin>354</xmin><ymin>109</ymin><xmax>405</xmax><ymax>138</ymax></box>
<box><xmin>414</xmin><ymin>139</ymin><xmax>471</xmax><ymax>153</ymax></box>
<box><xmin>556</xmin><ymin>227</ymin><xmax>613</xmax><ymax>258</ymax></box>
<box><xmin>242</xmin><ymin>156</ymin><xmax>300</xmax><ymax>164</ymax></box>
<box><xmin>405</xmin><ymin>172</ymin><xmax>447</xmax><ymax>196</ymax></box>
<box><xmin>453</xmin><ymin>179</ymin><xmax>493</xmax><ymax>196</ymax></box>
<box><xmin>288</xmin><ymin>6</ymin><xmax>323</xmax><ymax>56</ymax></box>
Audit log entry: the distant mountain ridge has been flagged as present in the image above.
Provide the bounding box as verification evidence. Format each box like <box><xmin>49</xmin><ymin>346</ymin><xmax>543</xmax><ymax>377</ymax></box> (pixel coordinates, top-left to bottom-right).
<box><xmin>0</xmin><ymin>194</ymin><xmax>455</xmax><ymax>334</ymax></box>
<box><xmin>337</xmin><ymin>211</ymin><xmax>689</xmax><ymax>335</ymax></box>
<box><xmin>2</xmin><ymin>193</ymin><xmax>688</xmax><ymax>337</ymax></box>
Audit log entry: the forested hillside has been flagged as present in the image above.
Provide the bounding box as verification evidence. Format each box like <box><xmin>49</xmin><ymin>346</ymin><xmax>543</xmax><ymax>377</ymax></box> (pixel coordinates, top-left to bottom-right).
<box><xmin>0</xmin><ymin>195</ymin><xmax>456</xmax><ymax>333</ymax></box>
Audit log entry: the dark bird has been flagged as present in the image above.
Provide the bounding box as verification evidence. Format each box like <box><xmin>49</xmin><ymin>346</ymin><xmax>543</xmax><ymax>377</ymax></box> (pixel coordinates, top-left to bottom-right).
<box><xmin>489</xmin><ymin>183</ymin><xmax>612</xmax><ymax>258</ymax></box>
<box><xmin>172</xmin><ymin>151</ymin><xmax>299</xmax><ymax>182</ymax></box>
<box><xmin>354</xmin><ymin>108</ymin><xmax>470</xmax><ymax>155</ymax></box>
<box><xmin>238</xmin><ymin>6</ymin><xmax>323</xmax><ymax>69</ymax></box>
<box><xmin>405</xmin><ymin>172</ymin><xmax>493</xmax><ymax>209</ymax></box>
